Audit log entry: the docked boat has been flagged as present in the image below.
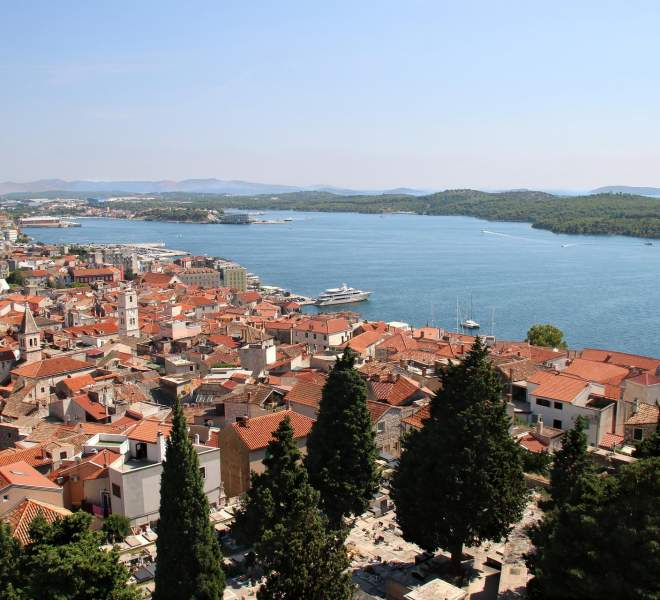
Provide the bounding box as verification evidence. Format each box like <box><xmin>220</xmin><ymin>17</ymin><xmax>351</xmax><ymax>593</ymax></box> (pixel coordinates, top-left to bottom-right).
<box><xmin>314</xmin><ymin>283</ymin><xmax>372</xmax><ymax>306</ymax></box>
<box><xmin>459</xmin><ymin>295</ymin><xmax>480</xmax><ymax>329</ymax></box>
<box><xmin>460</xmin><ymin>318</ymin><xmax>480</xmax><ymax>329</ymax></box>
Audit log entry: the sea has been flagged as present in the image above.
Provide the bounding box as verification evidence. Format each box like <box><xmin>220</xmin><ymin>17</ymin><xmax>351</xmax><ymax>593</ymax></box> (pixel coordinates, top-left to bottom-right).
<box><xmin>23</xmin><ymin>211</ymin><xmax>660</xmax><ymax>357</ymax></box>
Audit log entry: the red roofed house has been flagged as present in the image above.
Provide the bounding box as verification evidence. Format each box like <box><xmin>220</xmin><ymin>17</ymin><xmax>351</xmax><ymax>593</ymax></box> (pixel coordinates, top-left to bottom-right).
<box><xmin>286</xmin><ymin>378</ymin><xmax>325</xmax><ymax>419</ymax></box>
<box><xmin>101</xmin><ymin>421</ymin><xmax>222</xmax><ymax>526</ymax></box>
<box><xmin>526</xmin><ymin>371</ymin><xmax>616</xmax><ymax>446</ymax></box>
<box><xmin>2</xmin><ymin>498</ymin><xmax>71</xmax><ymax>544</ymax></box>
<box><xmin>0</xmin><ymin>460</ymin><xmax>64</xmax><ymax>516</ymax></box>
<box><xmin>70</xmin><ymin>267</ymin><xmax>120</xmax><ymax>284</ymax></box>
<box><xmin>292</xmin><ymin>318</ymin><xmax>353</xmax><ymax>353</ymax></box>
<box><xmin>217</xmin><ymin>410</ymin><xmax>314</xmax><ymax>498</ymax></box>
<box><xmin>624</xmin><ymin>401</ymin><xmax>659</xmax><ymax>446</ymax></box>
<box><xmin>11</xmin><ymin>356</ymin><xmax>96</xmax><ymax>403</ymax></box>
<box><xmin>367</xmin><ymin>400</ymin><xmax>412</xmax><ymax>458</ymax></box>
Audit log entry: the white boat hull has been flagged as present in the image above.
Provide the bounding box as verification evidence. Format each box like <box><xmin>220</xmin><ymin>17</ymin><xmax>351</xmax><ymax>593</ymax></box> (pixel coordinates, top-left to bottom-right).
<box><xmin>314</xmin><ymin>292</ymin><xmax>371</xmax><ymax>306</ymax></box>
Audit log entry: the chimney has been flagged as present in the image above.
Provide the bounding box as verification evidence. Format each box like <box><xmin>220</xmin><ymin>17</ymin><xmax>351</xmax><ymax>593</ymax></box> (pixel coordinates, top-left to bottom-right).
<box><xmin>193</xmin><ymin>433</ymin><xmax>200</xmax><ymax>445</ymax></box>
<box><xmin>536</xmin><ymin>415</ymin><xmax>544</xmax><ymax>435</ymax></box>
<box><xmin>236</xmin><ymin>415</ymin><xmax>249</xmax><ymax>427</ymax></box>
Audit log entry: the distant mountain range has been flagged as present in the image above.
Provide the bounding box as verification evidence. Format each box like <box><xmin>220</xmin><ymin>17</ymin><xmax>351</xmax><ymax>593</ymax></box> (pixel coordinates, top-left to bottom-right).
<box><xmin>2</xmin><ymin>179</ymin><xmax>660</xmax><ymax>198</ymax></box>
<box><xmin>0</xmin><ymin>178</ymin><xmax>431</xmax><ymax>197</ymax></box>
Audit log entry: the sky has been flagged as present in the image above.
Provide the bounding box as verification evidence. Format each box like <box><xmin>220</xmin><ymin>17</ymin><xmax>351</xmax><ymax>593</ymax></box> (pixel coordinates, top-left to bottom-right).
<box><xmin>2</xmin><ymin>1</ymin><xmax>660</xmax><ymax>191</ymax></box>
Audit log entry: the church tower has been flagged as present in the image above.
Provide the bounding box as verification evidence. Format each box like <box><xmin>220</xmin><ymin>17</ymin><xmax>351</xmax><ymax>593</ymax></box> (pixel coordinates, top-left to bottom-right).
<box><xmin>18</xmin><ymin>306</ymin><xmax>42</xmax><ymax>363</ymax></box>
<box><xmin>118</xmin><ymin>289</ymin><xmax>140</xmax><ymax>337</ymax></box>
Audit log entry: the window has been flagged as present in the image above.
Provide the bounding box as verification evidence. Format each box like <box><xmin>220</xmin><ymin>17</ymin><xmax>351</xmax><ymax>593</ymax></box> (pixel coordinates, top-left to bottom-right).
<box><xmin>553</xmin><ymin>419</ymin><xmax>563</xmax><ymax>429</ymax></box>
<box><xmin>634</xmin><ymin>428</ymin><xmax>644</xmax><ymax>441</ymax></box>
<box><xmin>199</xmin><ymin>467</ymin><xmax>206</xmax><ymax>479</ymax></box>
<box><xmin>112</xmin><ymin>483</ymin><xmax>121</xmax><ymax>498</ymax></box>
<box><xmin>376</xmin><ymin>422</ymin><xmax>385</xmax><ymax>433</ymax></box>
<box><xmin>536</xmin><ymin>398</ymin><xmax>550</xmax><ymax>407</ymax></box>
<box><xmin>59</xmin><ymin>451</ymin><xmax>67</xmax><ymax>460</ymax></box>
<box><xmin>553</xmin><ymin>402</ymin><xmax>563</xmax><ymax>410</ymax></box>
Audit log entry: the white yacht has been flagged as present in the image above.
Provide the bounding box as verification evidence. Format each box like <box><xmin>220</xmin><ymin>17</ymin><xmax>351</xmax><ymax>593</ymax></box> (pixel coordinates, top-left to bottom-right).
<box><xmin>459</xmin><ymin>295</ymin><xmax>480</xmax><ymax>329</ymax></box>
<box><xmin>314</xmin><ymin>283</ymin><xmax>372</xmax><ymax>306</ymax></box>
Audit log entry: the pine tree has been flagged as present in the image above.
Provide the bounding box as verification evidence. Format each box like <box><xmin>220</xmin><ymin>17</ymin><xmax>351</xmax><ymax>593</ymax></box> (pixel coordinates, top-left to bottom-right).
<box><xmin>634</xmin><ymin>422</ymin><xmax>660</xmax><ymax>459</ymax></box>
<box><xmin>391</xmin><ymin>337</ymin><xmax>527</xmax><ymax>575</ymax></box>
<box><xmin>306</xmin><ymin>348</ymin><xmax>379</xmax><ymax>528</ymax></box>
<box><xmin>257</xmin><ymin>493</ymin><xmax>353</xmax><ymax>600</ymax></box>
<box><xmin>232</xmin><ymin>415</ymin><xmax>308</xmax><ymax>550</ymax></box>
<box><xmin>238</xmin><ymin>417</ymin><xmax>353</xmax><ymax>600</ymax></box>
<box><xmin>548</xmin><ymin>415</ymin><xmax>593</xmax><ymax>507</ymax></box>
<box><xmin>527</xmin><ymin>457</ymin><xmax>660</xmax><ymax>600</ymax></box>
<box><xmin>154</xmin><ymin>397</ymin><xmax>225</xmax><ymax>600</ymax></box>
<box><xmin>20</xmin><ymin>511</ymin><xmax>140</xmax><ymax>600</ymax></box>
<box><xmin>0</xmin><ymin>522</ymin><xmax>22</xmax><ymax>600</ymax></box>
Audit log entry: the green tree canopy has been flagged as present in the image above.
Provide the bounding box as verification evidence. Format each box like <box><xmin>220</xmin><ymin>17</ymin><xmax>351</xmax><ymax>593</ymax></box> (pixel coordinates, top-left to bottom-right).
<box><xmin>0</xmin><ymin>522</ymin><xmax>22</xmax><ymax>600</ymax></box>
<box><xmin>528</xmin><ymin>458</ymin><xmax>660</xmax><ymax>600</ymax></box>
<box><xmin>232</xmin><ymin>415</ymin><xmax>308</xmax><ymax>551</ymax></box>
<box><xmin>306</xmin><ymin>348</ymin><xmax>379</xmax><ymax>528</ymax></box>
<box><xmin>102</xmin><ymin>514</ymin><xmax>131</xmax><ymax>544</ymax></box>
<box><xmin>634</xmin><ymin>421</ymin><xmax>660</xmax><ymax>459</ymax></box>
<box><xmin>525</xmin><ymin>324</ymin><xmax>568</xmax><ymax>349</ymax></box>
<box><xmin>239</xmin><ymin>416</ymin><xmax>353</xmax><ymax>599</ymax></box>
<box><xmin>548</xmin><ymin>416</ymin><xmax>594</xmax><ymax>508</ymax></box>
<box><xmin>391</xmin><ymin>337</ymin><xmax>527</xmax><ymax>574</ymax></box>
<box><xmin>15</xmin><ymin>511</ymin><xmax>140</xmax><ymax>600</ymax></box>
<box><xmin>154</xmin><ymin>396</ymin><xmax>225</xmax><ymax>600</ymax></box>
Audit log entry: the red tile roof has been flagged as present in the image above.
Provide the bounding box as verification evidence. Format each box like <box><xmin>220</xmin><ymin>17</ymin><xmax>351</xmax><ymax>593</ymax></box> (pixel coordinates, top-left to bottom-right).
<box><xmin>625</xmin><ymin>403</ymin><xmax>659</xmax><ymax>426</ymax></box>
<box><xmin>366</xmin><ymin>400</ymin><xmax>391</xmax><ymax>423</ymax></box>
<box><xmin>286</xmin><ymin>380</ymin><xmax>324</xmax><ymax>409</ymax></box>
<box><xmin>580</xmin><ymin>348</ymin><xmax>660</xmax><ymax>372</ymax></box>
<box><xmin>0</xmin><ymin>461</ymin><xmax>60</xmax><ymax>490</ymax></box>
<box><xmin>12</xmin><ymin>356</ymin><xmax>94</xmax><ymax>379</ymax></box>
<box><xmin>0</xmin><ymin>445</ymin><xmax>51</xmax><ymax>469</ymax></box>
<box><xmin>231</xmin><ymin>410</ymin><xmax>314</xmax><ymax>451</ymax></box>
<box><xmin>563</xmin><ymin>358</ymin><xmax>629</xmax><ymax>386</ymax></box>
<box><xmin>71</xmin><ymin>393</ymin><xmax>108</xmax><ymax>421</ymax></box>
<box><xmin>3</xmin><ymin>499</ymin><xmax>71</xmax><ymax>545</ymax></box>
<box><xmin>528</xmin><ymin>371</ymin><xmax>589</xmax><ymax>403</ymax></box>
<box><xmin>127</xmin><ymin>419</ymin><xmax>172</xmax><ymax>444</ymax></box>
<box><xmin>294</xmin><ymin>318</ymin><xmax>351</xmax><ymax>335</ymax></box>
<box><xmin>599</xmin><ymin>432</ymin><xmax>625</xmax><ymax>450</ymax></box>
<box><xmin>518</xmin><ymin>433</ymin><xmax>547</xmax><ymax>453</ymax></box>
<box><xmin>401</xmin><ymin>405</ymin><xmax>431</xmax><ymax>430</ymax></box>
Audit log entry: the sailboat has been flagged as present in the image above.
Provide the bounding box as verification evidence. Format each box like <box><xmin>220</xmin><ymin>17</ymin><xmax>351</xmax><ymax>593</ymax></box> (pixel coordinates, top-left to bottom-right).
<box><xmin>460</xmin><ymin>295</ymin><xmax>480</xmax><ymax>329</ymax></box>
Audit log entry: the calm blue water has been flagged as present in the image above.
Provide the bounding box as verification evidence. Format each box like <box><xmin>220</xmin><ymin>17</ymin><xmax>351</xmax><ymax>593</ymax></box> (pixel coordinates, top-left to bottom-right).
<box><xmin>24</xmin><ymin>213</ymin><xmax>660</xmax><ymax>357</ymax></box>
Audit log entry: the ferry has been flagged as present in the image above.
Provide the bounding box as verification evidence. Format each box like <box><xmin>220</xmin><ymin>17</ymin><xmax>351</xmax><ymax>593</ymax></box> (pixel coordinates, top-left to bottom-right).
<box><xmin>314</xmin><ymin>283</ymin><xmax>372</xmax><ymax>306</ymax></box>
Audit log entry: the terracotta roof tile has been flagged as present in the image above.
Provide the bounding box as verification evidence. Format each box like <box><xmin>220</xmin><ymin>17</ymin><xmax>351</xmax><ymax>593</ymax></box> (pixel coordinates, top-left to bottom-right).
<box><xmin>127</xmin><ymin>419</ymin><xmax>172</xmax><ymax>444</ymax></box>
<box><xmin>0</xmin><ymin>460</ymin><xmax>60</xmax><ymax>490</ymax></box>
<box><xmin>528</xmin><ymin>371</ymin><xmax>589</xmax><ymax>403</ymax></box>
<box><xmin>3</xmin><ymin>499</ymin><xmax>71</xmax><ymax>545</ymax></box>
<box><xmin>12</xmin><ymin>356</ymin><xmax>94</xmax><ymax>379</ymax></box>
<box><xmin>231</xmin><ymin>410</ymin><xmax>314</xmax><ymax>451</ymax></box>
<box><xmin>625</xmin><ymin>403</ymin><xmax>659</xmax><ymax>426</ymax></box>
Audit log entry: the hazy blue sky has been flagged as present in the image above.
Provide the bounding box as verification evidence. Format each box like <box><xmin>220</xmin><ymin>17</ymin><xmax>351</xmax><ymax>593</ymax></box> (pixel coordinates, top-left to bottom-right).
<box><xmin>2</xmin><ymin>1</ymin><xmax>659</xmax><ymax>190</ymax></box>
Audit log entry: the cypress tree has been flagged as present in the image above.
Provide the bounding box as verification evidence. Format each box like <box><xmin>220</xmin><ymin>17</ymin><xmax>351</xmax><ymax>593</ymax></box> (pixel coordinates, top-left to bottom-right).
<box><xmin>0</xmin><ymin>522</ymin><xmax>22</xmax><ymax>600</ymax></box>
<box><xmin>527</xmin><ymin>457</ymin><xmax>660</xmax><ymax>599</ymax></box>
<box><xmin>306</xmin><ymin>348</ymin><xmax>379</xmax><ymax>528</ymax></box>
<box><xmin>391</xmin><ymin>337</ymin><xmax>526</xmax><ymax>575</ymax></box>
<box><xmin>548</xmin><ymin>415</ymin><xmax>594</xmax><ymax>507</ymax></box>
<box><xmin>240</xmin><ymin>417</ymin><xmax>352</xmax><ymax>599</ymax></box>
<box><xmin>232</xmin><ymin>415</ymin><xmax>308</xmax><ymax>550</ymax></box>
<box><xmin>154</xmin><ymin>397</ymin><xmax>225</xmax><ymax>600</ymax></box>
